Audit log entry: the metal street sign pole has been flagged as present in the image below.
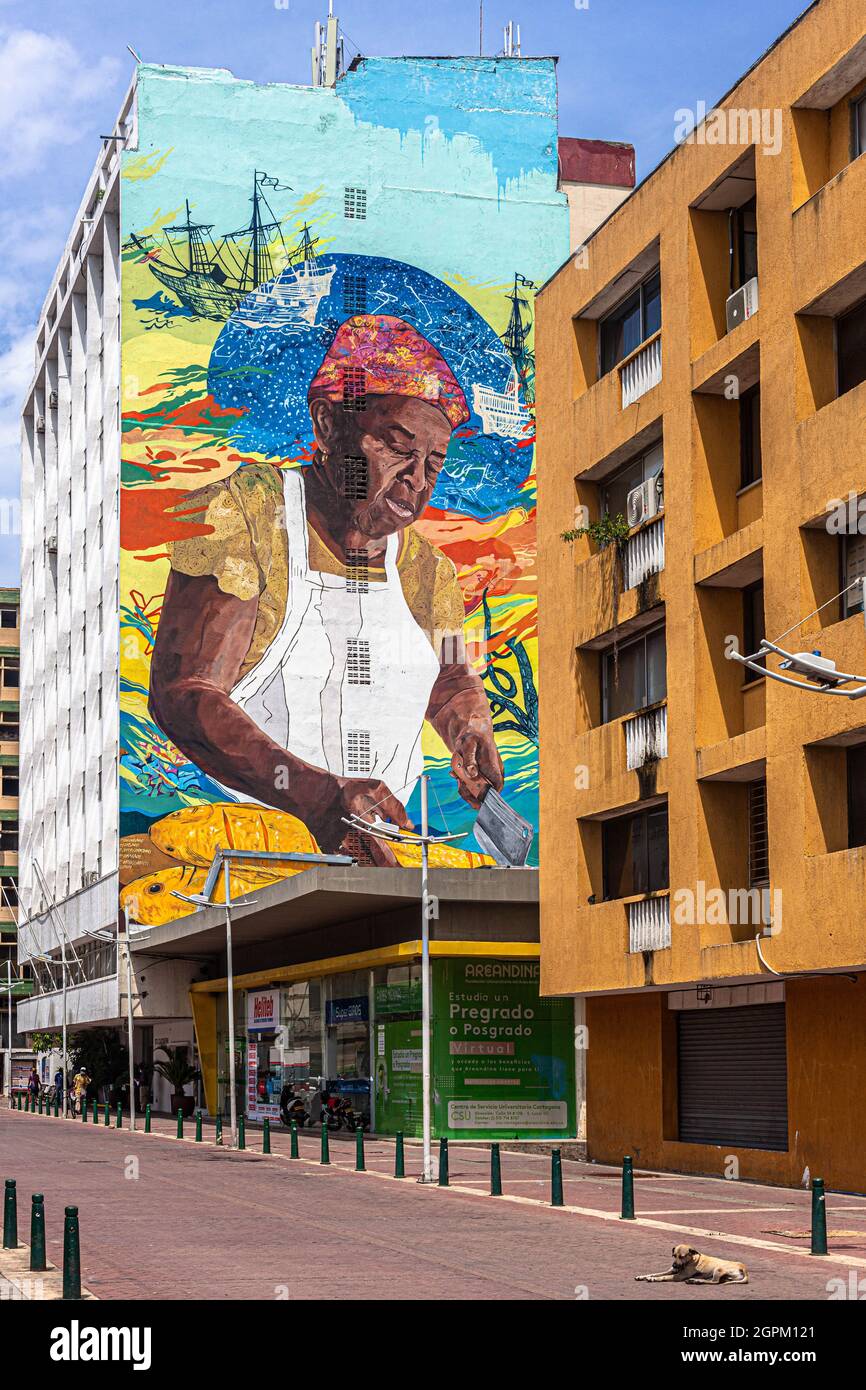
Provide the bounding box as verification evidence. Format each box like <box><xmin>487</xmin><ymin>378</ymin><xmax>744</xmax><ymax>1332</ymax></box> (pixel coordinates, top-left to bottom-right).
<box><xmin>224</xmin><ymin>857</ymin><xmax>238</xmax><ymax>1150</ymax></box>
<box><xmin>420</xmin><ymin>774</ymin><xmax>433</xmax><ymax>1183</ymax></box>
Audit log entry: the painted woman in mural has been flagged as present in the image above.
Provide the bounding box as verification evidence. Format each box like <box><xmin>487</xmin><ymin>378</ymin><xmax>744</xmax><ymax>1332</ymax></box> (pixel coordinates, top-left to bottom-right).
<box><xmin>149</xmin><ymin>314</ymin><xmax>504</xmax><ymax>865</ymax></box>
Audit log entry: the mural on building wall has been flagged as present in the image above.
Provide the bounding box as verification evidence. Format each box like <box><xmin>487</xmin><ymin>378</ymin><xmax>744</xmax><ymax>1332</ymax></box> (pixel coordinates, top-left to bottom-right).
<box><xmin>119</xmin><ymin>67</ymin><xmax>559</xmax><ymax>925</ymax></box>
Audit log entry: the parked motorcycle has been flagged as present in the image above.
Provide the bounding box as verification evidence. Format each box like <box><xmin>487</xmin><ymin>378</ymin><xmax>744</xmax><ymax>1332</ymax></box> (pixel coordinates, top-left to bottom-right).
<box><xmin>279</xmin><ymin>1087</ymin><xmax>311</xmax><ymax>1128</ymax></box>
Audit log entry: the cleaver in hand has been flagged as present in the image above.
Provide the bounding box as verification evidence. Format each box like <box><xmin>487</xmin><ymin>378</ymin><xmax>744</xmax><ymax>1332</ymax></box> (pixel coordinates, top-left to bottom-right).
<box><xmin>473</xmin><ymin>787</ymin><xmax>534</xmax><ymax>867</ymax></box>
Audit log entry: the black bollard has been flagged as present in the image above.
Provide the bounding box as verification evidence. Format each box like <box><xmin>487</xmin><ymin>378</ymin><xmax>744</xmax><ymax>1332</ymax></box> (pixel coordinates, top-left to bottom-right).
<box><xmin>438</xmin><ymin>1137</ymin><xmax>449</xmax><ymax>1187</ymax></box>
<box><xmin>62</xmin><ymin>1206</ymin><xmax>81</xmax><ymax>1301</ymax></box>
<box><xmin>3</xmin><ymin>1178</ymin><xmax>17</xmax><ymax>1249</ymax></box>
<box><xmin>490</xmin><ymin>1143</ymin><xmax>502</xmax><ymax>1196</ymax></box>
<box><xmin>30</xmin><ymin>1194</ymin><xmax>46</xmax><ymax>1272</ymax></box>
<box><xmin>621</xmin><ymin>1155</ymin><xmax>635</xmax><ymax>1219</ymax></box>
<box><xmin>551</xmin><ymin>1149</ymin><xmax>564</xmax><ymax>1207</ymax></box>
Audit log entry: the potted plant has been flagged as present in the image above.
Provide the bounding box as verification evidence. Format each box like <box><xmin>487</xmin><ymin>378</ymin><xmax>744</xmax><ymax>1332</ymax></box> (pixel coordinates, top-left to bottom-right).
<box><xmin>153</xmin><ymin>1047</ymin><xmax>199</xmax><ymax>1117</ymax></box>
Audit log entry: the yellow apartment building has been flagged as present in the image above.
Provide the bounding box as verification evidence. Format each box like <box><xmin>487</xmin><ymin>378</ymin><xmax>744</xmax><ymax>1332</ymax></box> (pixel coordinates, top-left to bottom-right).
<box><xmin>536</xmin><ymin>0</ymin><xmax>866</xmax><ymax>1190</ymax></box>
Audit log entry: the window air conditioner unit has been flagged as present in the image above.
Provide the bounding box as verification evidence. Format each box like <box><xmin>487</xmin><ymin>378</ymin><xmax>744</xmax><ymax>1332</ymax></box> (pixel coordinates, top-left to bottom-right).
<box><xmin>726</xmin><ymin>276</ymin><xmax>759</xmax><ymax>332</ymax></box>
<box><xmin>82</xmin><ymin>871</ymin><xmax>100</xmax><ymax>888</ymax></box>
<box><xmin>46</xmin><ymin>535</ymin><xmax>58</xmax><ymax>554</ymax></box>
<box><xmin>49</xmin><ymin>390</ymin><xmax>58</xmax><ymax>410</ymax></box>
<box><xmin>36</xmin><ymin>416</ymin><xmax>46</xmax><ymax>433</ymax></box>
<box><xmin>626</xmin><ymin>475</ymin><xmax>664</xmax><ymax>529</ymax></box>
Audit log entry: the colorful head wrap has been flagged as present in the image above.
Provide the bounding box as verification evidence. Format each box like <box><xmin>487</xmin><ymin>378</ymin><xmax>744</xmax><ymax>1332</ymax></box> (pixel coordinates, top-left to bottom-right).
<box><xmin>308</xmin><ymin>314</ymin><xmax>469</xmax><ymax>429</ymax></box>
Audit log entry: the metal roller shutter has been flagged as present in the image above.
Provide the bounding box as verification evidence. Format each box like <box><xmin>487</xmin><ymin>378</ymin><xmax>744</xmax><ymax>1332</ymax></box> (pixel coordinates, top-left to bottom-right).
<box><xmin>677</xmin><ymin>1002</ymin><xmax>788</xmax><ymax>1151</ymax></box>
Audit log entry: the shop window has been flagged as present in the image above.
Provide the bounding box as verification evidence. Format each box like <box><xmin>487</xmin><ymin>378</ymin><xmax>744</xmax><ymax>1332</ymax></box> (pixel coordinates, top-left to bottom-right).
<box><xmin>602</xmin><ymin>803</ymin><xmax>669</xmax><ymax>900</ymax></box>
<box><xmin>847</xmin><ymin>745</ymin><xmax>866</xmax><ymax>849</ymax></box>
<box><xmin>742</xmin><ymin>581</ymin><xmax>766</xmax><ymax>683</ymax></box>
<box><xmin>601</xmin><ymin>440</ymin><xmax>663</xmax><ymax>522</ymax></box>
<box><xmin>739</xmin><ymin>384</ymin><xmax>762</xmax><ymax>488</ymax></box>
<box><xmin>599</xmin><ymin>270</ymin><xmax>661</xmax><ymax>375</ymax></box>
<box><xmin>838</xmin><ymin>297</ymin><xmax>866</xmax><ymax>397</ymax></box>
<box><xmin>601</xmin><ymin>624</ymin><xmax>666</xmax><ymax>724</ymax></box>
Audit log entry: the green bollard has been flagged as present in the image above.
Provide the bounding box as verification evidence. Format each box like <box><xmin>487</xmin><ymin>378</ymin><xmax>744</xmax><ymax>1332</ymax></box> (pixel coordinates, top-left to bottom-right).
<box><xmin>811</xmin><ymin>1177</ymin><xmax>828</xmax><ymax>1256</ymax></box>
<box><xmin>92</xmin><ymin>1099</ymin><xmax>98</xmax><ymax>1125</ymax></box>
<box><xmin>355</xmin><ymin>1127</ymin><xmax>365</xmax><ymax>1172</ymax></box>
<box><xmin>320</xmin><ymin>1123</ymin><xmax>330</xmax><ymax>1165</ymax></box>
<box><xmin>238</xmin><ymin>1114</ymin><xmax>245</xmax><ymax>1150</ymax></box>
<box><xmin>81</xmin><ymin>1097</ymin><xmax>87</xmax><ymax>1123</ymax></box>
<box><xmin>54</xmin><ymin>1096</ymin><xmax>60</xmax><ymax>1119</ymax></box>
<box><xmin>438</xmin><ymin>1136</ymin><xmax>449</xmax><ymax>1187</ymax></box>
<box><xmin>621</xmin><ymin>1155</ymin><xmax>635</xmax><ymax>1220</ymax></box>
<box><xmin>38</xmin><ymin>1094</ymin><xmax>43</xmax><ymax>1115</ymax></box>
<box><xmin>103</xmin><ymin>1103</ymin><xmax>109</xmax><ymax>1127</ymax></box>
<box><xmin>116</xmin><ymin>1102</ymin><xmax>122</xmax><ymax>1129</ymax></box>
<box><xmin>30</xmin><ymin>1194</ymin><xmax>46</xmax><ymax>1272</ymax></box>
<box><xmin>290</xmin><ymin>1122</ymin><xmax>299</xmax><ymax>1159</ymax></box>
<box><xmin>490</xmin><ymin>1143</ymin><xmax>502</xmax><ymax>1196</ymax></box>
<box><xmin>215</xmin><ymin>1113</ymin><xmax>223</xmax><ymax>1146</ymax></box>
<box><xmin>144</xmin><ymin>1103</ymin><xmax>151</xmax><ymax>1134</ymax></box>
<box><xmin>195</xmin><ymin>1110</ymin><xmax>202</xmax><ymax>1143</ymax></box>
<box><xmin>394</xmin><ymin>1131</ymin><xmax>405</xmax><ymax>1179</ymax></box>
<box><xmin>17</xmin><ymin>1092</ymin><xmax>22</xmax><ymax>1110</ymax></box>
<box><xmin>62</xmin><ymin>1206</ymin><xmax>81</xmax><ymax>1301</ymax></box>
<box><xmin>262</xmin><ymin>1117</ymin><xmax>270</xmax><ymax>1155</ymax></box>
<box><xmin>551</xmin><ymin>1149</ymin><xmax>564</xmax><ymax>1207</ymax></box>
<box><xmin>176</xmin><ymin>1109</ymin><xmax>183</xmax><ymax>1140</ymax></box>
<box><xmin>3</xmin><ymin>1178</ymin><xmax>17</xmax><ymax>1249</ymax></box>
<box><xmin>24</xmin><ymin>1095</ymin><xmax>28</xmax><ymax>1113</ymax></box>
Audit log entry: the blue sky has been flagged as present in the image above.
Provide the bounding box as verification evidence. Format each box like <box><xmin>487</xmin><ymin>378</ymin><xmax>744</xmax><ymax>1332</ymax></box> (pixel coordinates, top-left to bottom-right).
<box><xmin>0</xmin><ymin>0</ymin><xmax>810</xmax><ymax>582</ymax></box>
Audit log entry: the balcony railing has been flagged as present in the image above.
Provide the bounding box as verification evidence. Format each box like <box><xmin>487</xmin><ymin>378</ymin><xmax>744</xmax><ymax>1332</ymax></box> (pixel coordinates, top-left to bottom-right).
<box><xmin>620</xmin><ymin>333</ymin><xmax>662</xmax><ymax>409</ymax></box>
<box><xmin>624</xmin><ymin>704</ymin><xmax>668</xmax><ymax>770</ymax></box>
<box><xmin>628</xmin><ymin>894</ymin><xmax>671</xmax><ymax>952</ymax></box>
<box><xmin>623</xmin><ymin>516</ymin><xmax>664</xmax><ymax>589</ymax></box>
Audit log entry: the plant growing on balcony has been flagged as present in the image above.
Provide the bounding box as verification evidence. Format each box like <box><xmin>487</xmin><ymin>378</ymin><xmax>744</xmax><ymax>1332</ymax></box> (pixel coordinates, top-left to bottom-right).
<box><xmin>561</xmin><ymin>512</ymin><xmax>630</xmax><ymax>678</ymax></box>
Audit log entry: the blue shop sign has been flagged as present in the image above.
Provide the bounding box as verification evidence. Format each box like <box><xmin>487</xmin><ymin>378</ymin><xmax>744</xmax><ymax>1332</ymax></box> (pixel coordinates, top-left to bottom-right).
<box><xmin>326</xmin><ymin>996</ymin><xmax>369</xmax><ymax>1026</ymax></box>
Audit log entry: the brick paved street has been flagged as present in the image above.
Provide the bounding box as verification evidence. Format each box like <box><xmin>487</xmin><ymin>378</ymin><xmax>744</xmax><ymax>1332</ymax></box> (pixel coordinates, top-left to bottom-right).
<box><xmin>3</xmin><ymin>1106</ymin><xmax>866</xmax><ymax>1300</ymax></box>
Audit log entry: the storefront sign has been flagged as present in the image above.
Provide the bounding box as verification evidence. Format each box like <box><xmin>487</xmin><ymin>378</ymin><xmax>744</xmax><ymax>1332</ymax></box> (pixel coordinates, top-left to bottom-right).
<box><xmin>326</xmin><ymin>996</ymin><xmax>368</xmax><ymax>1026</ymax></box>
<box><xmin>247</xmin><ymin>989</ymin><xmax>280</xmax><ymax>1032</ymax></box>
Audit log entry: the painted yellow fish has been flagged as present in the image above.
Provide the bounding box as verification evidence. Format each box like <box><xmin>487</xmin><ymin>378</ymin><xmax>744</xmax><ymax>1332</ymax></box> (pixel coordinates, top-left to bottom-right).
<box><xmin>149</xmin><ymin>802</ymin><xmax>318</xmax><ymax>866</ymax></box>
<box><xmin>389</xmin><ymin>842</ymin><xmax>495</xmax><ymax>870</ymax></box>
<box><xmin>120</xmin><ymin>863</ymin><xmax>307</xmax><ymax>927</ymax></box>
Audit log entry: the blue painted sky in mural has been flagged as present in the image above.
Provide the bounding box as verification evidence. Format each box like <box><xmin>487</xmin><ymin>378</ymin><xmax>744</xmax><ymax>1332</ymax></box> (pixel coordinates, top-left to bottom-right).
<box><xmin>210</xmin><ymin>254</ymin><xmax>532</xmax><ymax>520</ymax></box>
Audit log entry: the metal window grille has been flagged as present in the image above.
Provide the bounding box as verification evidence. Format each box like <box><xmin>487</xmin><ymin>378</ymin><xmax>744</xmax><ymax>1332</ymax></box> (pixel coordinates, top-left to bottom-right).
<box><xmin>345</xmin><ymin>547</ymin><xmax>369</xmax><ymax>593</ymax></box>
<box><xmin>342</xmin><ymin>457</ymin><xmax>368</xmax><ymax>500</ymax></box>
<box><xmin>748</xmin><ymin>779</ymin><xmax>769</xmax><ymax>888</ymax></box>
<box><xmin>346</xmin><ymin>729</ymin><xmax>371</xmax><ymax>774</ymax></box>
<box><xmin>344</xmin><ymin>186</ymin><xmax>367</xmax><ymax>220</ymax></box>
<box><xmin>342</xmin><ymin>366</ymin><xmax>367</xmax><ymax>412</ymax></box>
<box><xmin>343</xmin><ymin>273</ymin><xmax>368</xmax><ymax>314</ymax></box>
<box><xmin>347</xmin><ymin>639</ymin><xmax>371</xmax><ymax>685</ymax></box>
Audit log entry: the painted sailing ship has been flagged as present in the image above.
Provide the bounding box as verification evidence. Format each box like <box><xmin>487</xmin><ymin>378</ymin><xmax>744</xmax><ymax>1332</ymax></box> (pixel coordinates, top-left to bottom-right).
<box><xmin>235</xmin><ymin>224</ymin><xmax>335</xmax><ymax>331</ymax></box>
<box><xmin>128</xmin><ymin>171</ymin><xmax>325</xmax><ymax>324</ymax></box>
<box><xmin>472</xmin><ymin>273</ymin><xmax>536</xmax><ymax>439</ymax></box>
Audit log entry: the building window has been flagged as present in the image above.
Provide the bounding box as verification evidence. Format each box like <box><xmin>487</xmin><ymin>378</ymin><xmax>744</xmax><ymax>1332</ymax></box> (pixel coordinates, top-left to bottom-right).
<box><xmin>843</xmin><ymin>533</ymin><xmax>866</xmax><ymax>617</ymax></box>
<box><xmin>343</xmin><ymin>274</ymin><xmax>368</xmax><ymax>315</ymax></box>
<box><xmin>344</xmin><ymin>186</ymin><xmax>367</xmax><ymax>220</ymax></box>
<box><xmin>346</xmin><ymin>639</ymin><xmax>371</xmax><ymax>685</ymax></box>
<box><xmin>0</xmin><ymin>712</ymin><xmax>19</xmax><ymax>742</ymax></box>
<box><xmin>600</xmin><ymin>270</ymin><xmax>661</xmax><ymax>376</ymax></box>
<box><xmin>0</xmin><ymin>657</ymin><xmax>19</xmax><ymax>688</ymax></box>
<box><xmin>345</xmin><ymin>548</ymin><xmax>369</xmax><ymax>593</ymax></box>
<box><xmin>837</xmin><ymin>297</ymin><xmax>866</xmax><ymax>398</ymax></box>
<box><xmin>0</xmin><ymin>607</ymin><xmax>17</xmax><ymax>628</ymax></box>
<box><xmin>601</xmin><ymin>440</ymin><xmax>663</xmax><ymax>522</ymax></box>
<box><xmin>0</xmin><ymin>768</ymin><xmax>18</xmax><ymax>798</ymax></box>
<box><xmin>601</xmin><ymin>624</ymin><xmax>666</xmax><ymax>723</ymax></box>
<box><xmin>847</xmin><ymin>744</ymin><xmax>866</xmax><ymax>849</ymax></box>
<box><xmin>602</xmin><ymin>803</ymin><xmax>669</xmax><ymax>900</ymax></box>
<box><xmin>742</xmin><ymin>581</ymin><xmax>765</xmax><ymax>683</ymax></box>
<box><xmin>346</xmin><ymin>729</ymin><xmax>371</xmax><ymax>774</ymax></box>
<box><xmin>739</xmin><ymin>384</ymin><xmax>762</xmax><ymax>488</ymax></box>
<box><xmin>342</xmin><ymin>457</ymin><xmax>368</xmax><ymax>500</ymax></box>
<box><xmin>0</xmin><ymin>824</ymin><xmax>18</xmax><ymax>851</ymax></box>
<box><xmin>0</xmin><ymin>874</ymin><xmax>18</xmax><ymax>908</ymax></box>
<box><xmin>853</xmin><ymin>93</ymin><xmax>866</xmax><ymax>159</ymax></box>
<box><xmin>748</xmin><ymin>779</ymin><xmax>769</xmax><ymax>887</ymax></box>
<box><xmin>730</xmin><ymin>196</ymin><xmax>758</xmax><ymax>292</ymax></box>
<box><xmin>342</xmin><ymin>366</ymin><xmax>367</xmax><ymax>412</ymax></box>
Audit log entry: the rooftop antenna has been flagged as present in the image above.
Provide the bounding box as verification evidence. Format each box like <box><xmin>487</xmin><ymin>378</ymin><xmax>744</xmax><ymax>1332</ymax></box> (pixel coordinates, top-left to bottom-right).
<box><xmin>503</xmin><ymin>21</ymin><xmax>522</xmax><ymax>57</ymax></box>
<box><xmin>479</xmin><ymin>2</ymin><xmax>484</xmax><ymax>56</ymax></box>
<box><xmin>312</xmin><ymin>3</ymin><xmax>344</xmax><ymax>87</ymax></box>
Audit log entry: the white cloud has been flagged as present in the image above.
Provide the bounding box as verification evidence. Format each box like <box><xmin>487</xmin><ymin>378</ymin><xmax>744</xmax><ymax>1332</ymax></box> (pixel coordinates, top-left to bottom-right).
<box><xmin>0</xmin><ymin>26</ymin><xmax>122</xmax><ymax>177</ymax></box>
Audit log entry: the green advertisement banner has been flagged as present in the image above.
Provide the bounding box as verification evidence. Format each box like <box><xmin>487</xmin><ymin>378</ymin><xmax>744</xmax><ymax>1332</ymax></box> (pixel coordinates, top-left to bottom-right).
<box><xmin>372</xmin><ymin>959</ymin><xmax>576</xmax><ymax>1140</ymax></box>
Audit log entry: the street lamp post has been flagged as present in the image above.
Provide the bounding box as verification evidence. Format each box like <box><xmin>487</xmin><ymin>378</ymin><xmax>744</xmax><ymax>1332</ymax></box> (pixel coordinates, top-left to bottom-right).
<box><xmin>419</xmin><ymin>776</ymin><xmax>434</xmax><ymax>1184</ymax></box>
<box><xmin>120</xmin><ymin>908</ymin><xmax>151</xmax><ymax>1132</ymax></box>
<box><xmin>223</xmin><ymin>858</ymin><xmax>238</xmax><ymax>1150</ymax></box>
<box><xmin>2</xmin><ymin>958</ymin><xmax>12</xmax><ymax>1100</ymax></box>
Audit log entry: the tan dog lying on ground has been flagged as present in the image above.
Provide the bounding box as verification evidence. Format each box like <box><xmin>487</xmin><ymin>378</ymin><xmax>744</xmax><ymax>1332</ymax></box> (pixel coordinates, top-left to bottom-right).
<box><xmin>636</xmin><ymin>1244</ymin><xmax>749</xmax><ymax>1285</ymax></box>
